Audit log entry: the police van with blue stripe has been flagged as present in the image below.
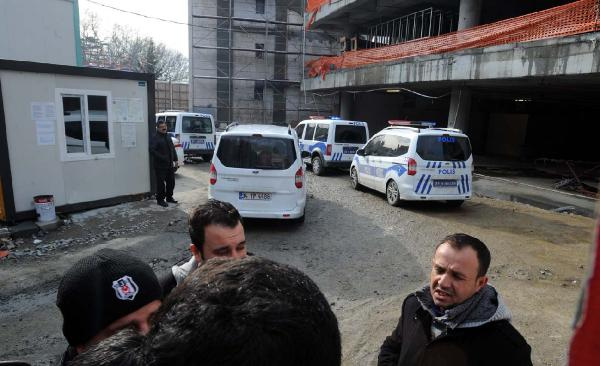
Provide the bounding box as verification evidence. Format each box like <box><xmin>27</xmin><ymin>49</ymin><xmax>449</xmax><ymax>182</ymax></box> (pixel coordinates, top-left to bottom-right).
<box><xmin>156</xmin><ymin>111</ymin><xmax>216</xmax><ymax>162</ymax></box>
<box><xmin>350</xmin><ymin>120</ymin><xmax>472</xmax><ymax>207</ymax></box>
<box><xmin>295</xmin><ymin>117</ymin><xmax>370</xmax><ymax>175</ymax></box>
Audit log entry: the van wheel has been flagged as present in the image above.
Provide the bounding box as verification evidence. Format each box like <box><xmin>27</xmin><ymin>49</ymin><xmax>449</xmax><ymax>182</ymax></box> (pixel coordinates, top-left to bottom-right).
<box><xmin>386</xmin><ymin>180</ymin><xmax>401</xmax><ymax>207</ymax></box>
<box><xmin>446</xmin><ymin>200</ymin><xmax>464</xmax><ymax>208</ymax></box>
<box><xmin>350</xmin><ymin>167</ymin><xmax>362</xmax><ymax>190</ymax></box>
<box><xmin>311</xmin><ymin>156</ymin><xmax>324</xmax><ymax>176</ymax></box>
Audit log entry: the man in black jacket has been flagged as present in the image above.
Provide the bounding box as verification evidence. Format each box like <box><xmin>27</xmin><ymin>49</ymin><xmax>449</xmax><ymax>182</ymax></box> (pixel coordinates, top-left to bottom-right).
<box><xmin>149</xmin><ymin>121</ymin><xmax>178</xmax><ymax>207</ymax></box>
<box><xmin>378</xmin><ymin>233</ymin><xmax>532</xmax><ymax>366</ymax></box>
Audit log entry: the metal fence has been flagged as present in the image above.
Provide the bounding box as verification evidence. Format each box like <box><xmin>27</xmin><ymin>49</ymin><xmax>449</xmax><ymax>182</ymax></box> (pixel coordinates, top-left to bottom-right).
<box><xmin>367</xmin><ymin>8</ymin><xmax>457</xmax><ymax>48</ymax></box>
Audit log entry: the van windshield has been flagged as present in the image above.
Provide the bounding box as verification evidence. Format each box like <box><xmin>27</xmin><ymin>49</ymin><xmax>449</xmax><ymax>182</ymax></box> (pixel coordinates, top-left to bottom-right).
<box><xmin>182</xmin><ymin>116</ymin><xmax>212</xmax><ymax>134</ymax></box>
<box><xmin>334</xmin><ymin>125</ymin><xmax>367</xmax><ymax>143</ymax></box>
<box><xmin>217</xmin><ymin>136</ymin><xmax>296</xmax><ymax>170</ymax></box>
<box><xmin>416</xmin><ymin>135</ymin><xmax>472</xmax><ymax>161</ymax></box>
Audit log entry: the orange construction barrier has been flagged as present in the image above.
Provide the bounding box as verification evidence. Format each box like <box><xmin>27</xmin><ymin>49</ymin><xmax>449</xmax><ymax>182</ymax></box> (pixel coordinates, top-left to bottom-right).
<box><xmin>306</xmin><ymin>0</ymin><xmax>330</xmax><ymax>28</ymax></box>
<box><xmin>306</xmin><ymin>0</ymin><xmax>600</xmax><ymax>79</ymax></box>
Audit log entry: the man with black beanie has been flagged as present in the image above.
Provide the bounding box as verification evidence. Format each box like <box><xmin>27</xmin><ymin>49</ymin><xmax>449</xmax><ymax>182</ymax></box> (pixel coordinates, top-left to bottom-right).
<box><xmin>56</xmin><ymin>248</ymin><xmax>162</xmax><ymax>365</ymax></box>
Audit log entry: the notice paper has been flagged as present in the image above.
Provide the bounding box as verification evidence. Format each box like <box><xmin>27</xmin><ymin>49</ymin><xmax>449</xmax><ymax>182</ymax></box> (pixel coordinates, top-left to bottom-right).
<box><xmin>121</xmin><ymin>123</ymin><xmax>137</xmax><ymax>147</ymax></box>
<box><xmin>113</xmin><ymin>98</ymin><xmax>143</xmax><ymax>123</ymax></box>
<box><xmin>113</xmin><ymin>98</ymin><xmax>129</xmax><ymax>122</ymax></box>
<box><xmin>36</xmin><ymin>120</ymin><xmax>55</xmax><ymax>145</ymax></box>
<box><xmin>31</xmin><ymin>102</ymin><xmax>56</xmax><ymax>120</ymax></box>
<box><xmin>127</xmin><ymin>98</ymin><xmax>143</xmax><ymax>122</ymax></box>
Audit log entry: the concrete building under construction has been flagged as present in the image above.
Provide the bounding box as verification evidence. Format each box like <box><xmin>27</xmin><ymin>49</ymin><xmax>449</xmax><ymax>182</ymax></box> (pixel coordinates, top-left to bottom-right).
<box><xmin>189</xmin><ymin>0</ymin><xmax>339</xmax><ymax>127</ymax></box>
<box><xmin>303</xmin><ymin>0</ymin><xmax>600</xmax><ymax>168</ymax></box>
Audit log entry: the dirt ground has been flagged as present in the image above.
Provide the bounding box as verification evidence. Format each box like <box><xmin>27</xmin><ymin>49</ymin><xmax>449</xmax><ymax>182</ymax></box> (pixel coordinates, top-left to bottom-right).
<box><xmin>0</xmin><ymin>163</ymin><xmax>595</xmax><ymax>365</ymax></box>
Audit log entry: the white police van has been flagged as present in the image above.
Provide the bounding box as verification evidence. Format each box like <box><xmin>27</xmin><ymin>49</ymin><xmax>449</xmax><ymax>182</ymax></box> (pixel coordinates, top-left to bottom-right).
<box><xmin>295</xmin><ymin>117</ymin><xmax>369</xmax><ymax>175</ymax></box>
<box><xmin>350</xmin><ymin>121</ymin><xmax>473</xmax><ymax>207</ymax></box>
<box><xmin>155</xmin><ymin>111</ymin><xmax>216</xmax><ymax>161</ymax></box>
<box><xmin>209</xmin><ymin>123</ymin><xmax>309</xmax><ymax>222</ymax></box>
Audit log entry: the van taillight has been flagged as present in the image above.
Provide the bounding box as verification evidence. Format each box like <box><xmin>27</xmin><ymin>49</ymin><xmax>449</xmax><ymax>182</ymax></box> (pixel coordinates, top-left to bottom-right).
<box><xmin>295</xmin><ymin>167</ymin><xmax>303</xmax><ymax>188</ymax></box>
<box><xmin>408</xmin><ymin>158</ymin><xmax>417</xmax><ymax>176</ymax></box>
<box><xmin>209</xmin><ymin>164</ymin><xmax>217</xmax><ymax>185</ymax></box>
<box><xmin>175</xmin><ymin>143</ymin><xmax>182</xmax><ymax>148</ymax></box>
<box><xmin>326</xmin><ymin>144</ymin><xmax>332</xmax><ymax>156</ymax></box>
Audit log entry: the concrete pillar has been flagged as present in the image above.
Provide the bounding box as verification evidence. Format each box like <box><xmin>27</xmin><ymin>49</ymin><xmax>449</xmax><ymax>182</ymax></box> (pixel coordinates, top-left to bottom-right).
<box><xmin>447</xmin><ymin>88</ymin><xmax>472</xmax><ymax>131</ymax></box>
<box><xmin>340</xmin><ymin>92</ymin><xmax>353</xmax><ymax>119</ymax></box>
<box><xmin>448</xmin><ymin>0</ymin><xmax>481</xmax><ymax>133</ymax></box>
<box><xmin>457</xmin><ymin>0</ymin><xmax>482</xmax><ymax>30</ymax></box>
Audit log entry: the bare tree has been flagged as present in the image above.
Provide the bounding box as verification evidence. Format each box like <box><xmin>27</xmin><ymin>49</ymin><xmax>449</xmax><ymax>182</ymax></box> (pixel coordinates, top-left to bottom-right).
<box><xmin>80</xmin><ymin>12</ymin><xmax>188</xmax><ymax>81</ymax></box>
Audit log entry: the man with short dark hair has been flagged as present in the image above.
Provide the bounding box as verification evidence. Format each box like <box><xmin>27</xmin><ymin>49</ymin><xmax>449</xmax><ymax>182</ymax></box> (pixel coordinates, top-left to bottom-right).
<box><xmin>56</xmin><ymin>248</ymin><xmax>162</xmax><ymax>365</ymax></box>
<box><xmin>378</xmin><ymin>233</ymin><xmax>532</xmax><ymax>366</ymax></box>
<box><xmin>159</xmin><ymin>199</ymin><xmax>247</xmax><ymax>295</ymax></box>
<box><xmin>70</xmin><ymin>257</ymin><xmax>342</xmax><ymax>366</ymax></box>
<box><xmin>150</xmin><ymin>121</ymin><xmax>178</xmax><ymax>207</ymax></box>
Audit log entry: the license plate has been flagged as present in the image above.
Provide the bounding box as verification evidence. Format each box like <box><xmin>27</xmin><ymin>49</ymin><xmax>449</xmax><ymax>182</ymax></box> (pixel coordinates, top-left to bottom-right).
<box><xmin>433</xmin><ymin>179</ymin><xmax>457</xmax><ymax>187</ymax></box>
<box><xmin>343</xmin><ymin>146</ymin><xmax>358</xmax><ymax>154</ymax></box>
<box><xmin>190</xmin><ymin>138</ymin><xmax>205</xmax><ymax>145</ymax></box>
<box><xmin>239</xmin><ymin>192</ymin><xmax>272</xmax><ymax>201</ymax></box>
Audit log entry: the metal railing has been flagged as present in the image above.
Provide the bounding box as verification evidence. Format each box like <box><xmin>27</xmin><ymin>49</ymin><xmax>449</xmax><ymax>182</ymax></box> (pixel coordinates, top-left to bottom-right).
<box><xmin>366</xmin><ymin>8</ymin><xmax>457</xmax><ymax>48</ymax></box>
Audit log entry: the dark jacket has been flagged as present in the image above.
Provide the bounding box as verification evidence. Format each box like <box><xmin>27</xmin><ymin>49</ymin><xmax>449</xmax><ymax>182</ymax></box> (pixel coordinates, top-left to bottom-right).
<box><xmin>150</xmin><ymin>132</ymin><xmax>177</xmax><ymax>169</ymax></box>
<box><xmin>378</xmin><ymin>294</ymin><xmax>532</xmax><ymax>366</ymax></box>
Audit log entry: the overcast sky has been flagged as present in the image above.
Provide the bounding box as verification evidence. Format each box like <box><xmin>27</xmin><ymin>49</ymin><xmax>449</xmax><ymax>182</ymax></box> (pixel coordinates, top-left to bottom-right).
<box><xmin>78</xmin><ymin>0</ymin><xmax>189</xmax><ymax>57</ymax></box>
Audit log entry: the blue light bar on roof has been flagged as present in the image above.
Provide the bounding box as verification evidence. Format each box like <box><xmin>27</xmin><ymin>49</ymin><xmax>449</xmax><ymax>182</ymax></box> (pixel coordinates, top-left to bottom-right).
<box><xmin>329</xmin><ymin>116</ymin><xmax>342</xmax><ymax>120</ymax></box>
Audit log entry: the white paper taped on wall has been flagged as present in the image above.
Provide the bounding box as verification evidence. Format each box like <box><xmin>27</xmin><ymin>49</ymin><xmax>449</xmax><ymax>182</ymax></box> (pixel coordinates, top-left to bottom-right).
<box><xmin>113</xmin><ymin>98</ymin><xmax>143</xmax><ymax>123</ymax></box>
<box><xmin>31</xmin><ymin>102</ymin><xmax>56</xmax><ymax>120</ymax></box>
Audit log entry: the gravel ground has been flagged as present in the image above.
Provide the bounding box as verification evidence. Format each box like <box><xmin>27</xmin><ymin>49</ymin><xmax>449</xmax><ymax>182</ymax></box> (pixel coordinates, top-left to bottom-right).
<box><xmin>0</xmin><ymin>162</ymin><xmax>595</xmax><ymax>365</ymax></box>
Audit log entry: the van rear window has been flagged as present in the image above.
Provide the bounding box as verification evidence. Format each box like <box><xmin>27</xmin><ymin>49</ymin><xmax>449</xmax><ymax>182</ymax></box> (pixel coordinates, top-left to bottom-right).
<box><xmin>183</xmin><ymin>116</ymin><xmax>212</xmax><ymax>134</ymax></box>
<box><xmin>416</xmin><ymin>135</ymin><xmax>472</xmax><ymax>161</ymax></box>
<box><xmin>217</xmin><ymin>136</ymin><xmax>296</xmax><ymax>170</ymax></box>
<box><xmin>335</xmin><ymin>125</ymin><xmax>367</xmax><ymax>143</ymax></box>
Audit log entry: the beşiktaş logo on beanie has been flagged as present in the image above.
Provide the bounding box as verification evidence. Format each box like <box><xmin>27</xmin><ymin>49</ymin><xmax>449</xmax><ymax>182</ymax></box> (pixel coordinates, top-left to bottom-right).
<box><xmin>112</xmin><ymin>275</ymin><xmax>139</xmax><ymax>301</ymax></box>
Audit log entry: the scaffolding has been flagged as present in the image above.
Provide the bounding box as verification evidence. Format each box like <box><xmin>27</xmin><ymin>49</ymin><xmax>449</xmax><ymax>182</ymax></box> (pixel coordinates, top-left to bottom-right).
<box><xmin>190</xmin><ymin>0</ymin><xmax>339</xmax><ymax>126</ymax></box>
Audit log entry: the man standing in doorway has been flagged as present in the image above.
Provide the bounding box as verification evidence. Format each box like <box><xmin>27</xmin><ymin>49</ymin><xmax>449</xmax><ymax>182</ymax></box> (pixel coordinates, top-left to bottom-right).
<box><xmin>378</xmin><ymin>233</ymin><xmax>532</xmax><ymax>366</ymax></box>
<box><xmin>150</xmin><ymin>121</ymin><xmax>178</xmax><ymax>207</ymax></box>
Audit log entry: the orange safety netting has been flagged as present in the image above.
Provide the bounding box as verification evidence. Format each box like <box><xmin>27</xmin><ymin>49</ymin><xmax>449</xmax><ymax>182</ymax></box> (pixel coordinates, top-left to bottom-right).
<box><xmin>306</xmin><ymin>0</ymin><xmax>600</xmax><ymax>79</ymax></box>
<box><xmin>306</xmin><ymin>0</ymin><xmax>330</xmax><ymax>28</ymax></box>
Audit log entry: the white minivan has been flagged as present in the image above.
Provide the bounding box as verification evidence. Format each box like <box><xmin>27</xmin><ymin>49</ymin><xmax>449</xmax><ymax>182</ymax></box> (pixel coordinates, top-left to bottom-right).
<box><xmin>295</xmin><ymin>117</ymin><xmax>369</xmax><ymax>175</ymax></box>
<box><xmin>155</xmin><ymin>111</ymin><xmax>216</xmax><ymax>161</ymax></box>
<box><xmin>208</xmin><ymin>124</ymin><xmax>308</xmax><ymax>222</ymax></box>
<box><xmin>350</xmin><ymin>121</ymin><xmax>473</xmax><ymax>207</ymax></box>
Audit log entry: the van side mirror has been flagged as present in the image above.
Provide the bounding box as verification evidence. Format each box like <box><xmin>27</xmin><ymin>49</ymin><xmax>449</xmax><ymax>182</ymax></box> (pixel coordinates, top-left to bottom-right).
<box><xmin>356</xmin><ymin>148</ymin><xmax>365</xmax><ymax>156</ymax></box>
<box><xmin>301</xmin><ymin>151</ymin><xmax>310</xmax><ymax>159</ymax></box>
